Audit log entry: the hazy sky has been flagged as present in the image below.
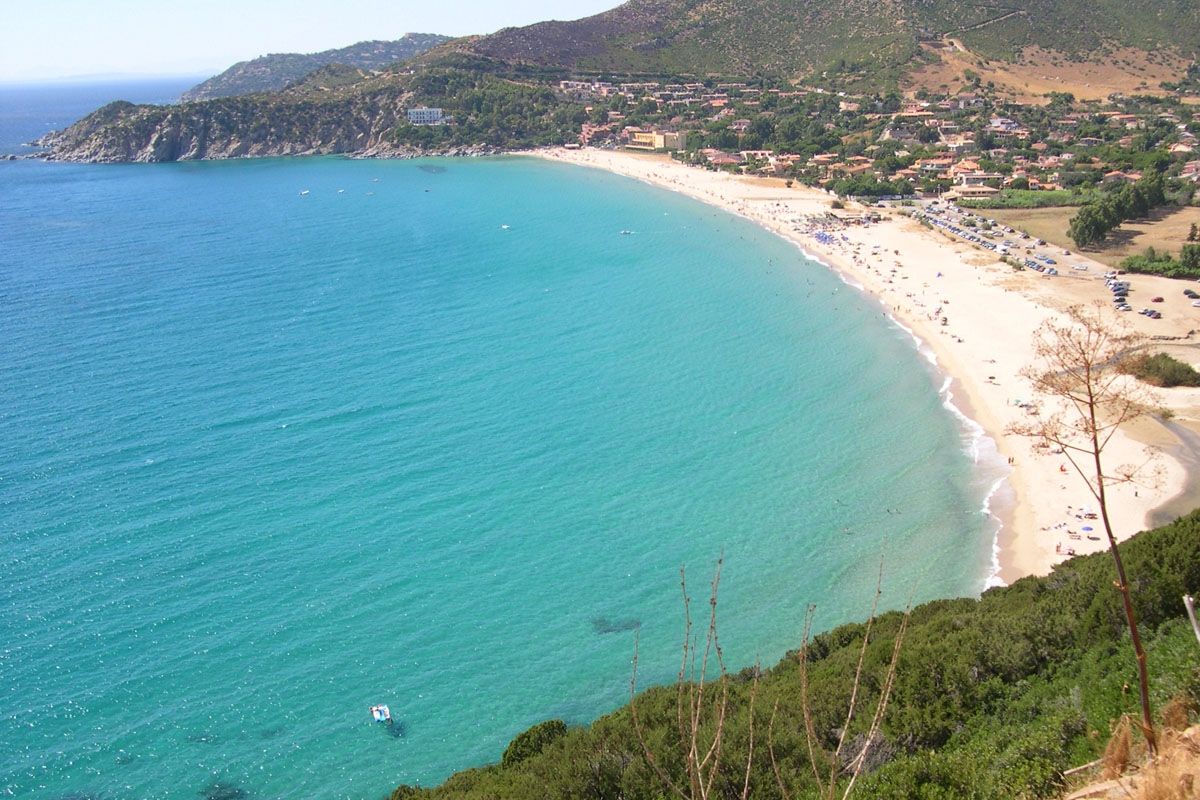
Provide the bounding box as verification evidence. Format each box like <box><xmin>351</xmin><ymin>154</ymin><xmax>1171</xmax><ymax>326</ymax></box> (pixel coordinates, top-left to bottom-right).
<box><xmin>0</xmin><ymin>0</ymin><xmax>619</xmax><ymax>82</ymax></box>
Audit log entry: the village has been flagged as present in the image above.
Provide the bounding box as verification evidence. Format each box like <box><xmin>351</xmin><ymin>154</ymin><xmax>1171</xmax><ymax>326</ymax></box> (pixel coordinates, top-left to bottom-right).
<box><xmin>557</xmin><ymin>76</ymin><xmax>1200</xmax><ymax>211</ymax></box>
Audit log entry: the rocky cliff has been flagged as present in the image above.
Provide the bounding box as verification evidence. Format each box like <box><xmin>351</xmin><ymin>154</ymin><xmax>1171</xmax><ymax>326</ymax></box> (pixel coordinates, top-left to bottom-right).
<box><xmin>36</xmin><ymin>89</ymin><xmax>413</xmax><ymax>162</ymax></box>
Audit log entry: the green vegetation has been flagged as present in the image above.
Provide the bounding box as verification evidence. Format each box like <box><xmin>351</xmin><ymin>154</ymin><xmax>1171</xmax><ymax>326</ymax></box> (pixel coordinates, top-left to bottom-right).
<box><xmin>1068</xmin><ymin>174</ymin><xmax>1168</xmax><ymax>248</ymax></box>
<box><xmin>829</xmin><ymin>175</ymin><xmax>914</xmax><ymax>198</ymax></box>
<box><xmin>464</xmin><ymin>0</ymin><xmax>1200</xmax><ymax>91</ymax></box>
<box><xmin>960</xmin><ymin>189</ymin><xmax>1096</xmax><ymax>210</ymax></box>
<box><xmin>500</xmin><ymin>719</ymin><xmax>567</xmax><ymax>768</ymax></box>
<box><xmin>392</xmin><ymin>511</ymin><xmax>1200</xmax><ymax>799</ymax></box>
<box><xmin>391</xmin><ymin>68</ymin><xmax>585</xmax><ymax>150</ymax></box>
<box><xmin>181</xmin><ymin>34</ymin><xmax>452</xmax><ymax>101</ymax></box>
<box><xmin>1121</xmin><ymin>244</ymin><xmax>1200</xmax><ymax>279</ymax></box>
<box><xmin>1122</xmin><ymin>352</ymin><xmax>1200</xmax><ymax>387</ymax></box>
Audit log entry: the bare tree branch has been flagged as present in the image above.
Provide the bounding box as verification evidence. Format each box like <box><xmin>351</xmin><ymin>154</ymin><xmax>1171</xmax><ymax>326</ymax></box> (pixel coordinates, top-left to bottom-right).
<box><xmin>1009</xmin><ymin>301</ymin><xmax>1161</xmax><ymax>755</ymax></box>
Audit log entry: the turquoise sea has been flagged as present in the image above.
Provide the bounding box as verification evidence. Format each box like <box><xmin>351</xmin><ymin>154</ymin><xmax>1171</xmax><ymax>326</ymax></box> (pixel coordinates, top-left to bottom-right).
<box><xmin>1</xmin><ymin>85</ymin><xmax>1000</xmax><ymax>800</ymax></box>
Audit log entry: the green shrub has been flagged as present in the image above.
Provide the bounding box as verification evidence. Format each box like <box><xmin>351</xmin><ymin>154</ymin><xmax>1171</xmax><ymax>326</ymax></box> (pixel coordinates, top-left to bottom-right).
<box><xmin>1123</xmin><ymin>352</ymin><xmax>1200</xmax><ymax>387</ymax></box>
<box><xmin>1119</xmin><ymin>245</ymin><xmax>1200</xmax><ymax>278</ymax></box>
<box><xmin>501</xmin><ymin>718</ymin><xmax>568</xmax><ymax>768</ymax></box>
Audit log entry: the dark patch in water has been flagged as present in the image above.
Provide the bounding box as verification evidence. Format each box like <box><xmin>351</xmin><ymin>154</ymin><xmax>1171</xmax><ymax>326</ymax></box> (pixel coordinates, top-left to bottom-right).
<box><xmin>384</xmin><ymin>719</ymin><xmax>408</xmax><ymax>738</ymax></box>
<box><xmin>201</xmin><ymin>782</ymin><xmax>248</xmax><ymax>800</ymax></box>
<box><xmin>259</xmin><ymin>724</ymin><xmax>287</xmax><ymax>740</ymax></box>
<box><xmin>186</xmin><ymin>731</ymin><xmax>220</xmax><ymax>744</ymax></box>
<box><xmin>114</xmin><ymin>751</ymin><xmax>136</xmax><ymax>765</ymax></box>
<box><xmin>418</xmin><ymin>165</ymin><xmax>446</xmax><ymax>174</ymax></box>
<box><xmin>56</xmin><ymin>794</ymin><xmax>105</xmax><ymax>800</ymax></box>
<box><xmin>592</xmin><ymin>616</ymin><xmax>641</xmax><ymax>635</ymax></box>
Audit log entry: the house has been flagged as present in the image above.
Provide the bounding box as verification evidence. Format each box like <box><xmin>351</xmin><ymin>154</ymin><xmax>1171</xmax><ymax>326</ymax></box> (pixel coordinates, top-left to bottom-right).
<box><xmin>949</xmin><ymin>159</ymin><xmax>981</xmax><ymax>175</ymax></box>
<box><xmin>917</xmin><ymin>157</ymin><xmax>954</xmax><ymax>176</ymax></box>
<box><xmin>1102</xmin><ymin>170</ymin><xmax>1142</xmax><ymax>183</ymax></box>
<box><xmin>579</xmin><ymin>123</ymin><xmax>615</xmax><ymax>146</ymax></box>
<box><xmin>957</xmin><ymin>171</ymin><xmax>1004</xmax><ymax>187</ymax></box>
<box><xmin>943</xmin><ymin>185</ymin><xmax>1000</xmax><ymax>200</ymax></box>
<box><xmin>701</xmin><ymin>149</ymin><xmax>742</xmax><ymax>166</ymax></box>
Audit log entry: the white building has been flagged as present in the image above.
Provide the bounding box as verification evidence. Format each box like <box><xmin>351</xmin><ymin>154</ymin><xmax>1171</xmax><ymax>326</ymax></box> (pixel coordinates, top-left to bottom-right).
<box><xmin>406</xmin><ymin>107</ymin><xmax>444</xmax><ymax>126</ymax></box>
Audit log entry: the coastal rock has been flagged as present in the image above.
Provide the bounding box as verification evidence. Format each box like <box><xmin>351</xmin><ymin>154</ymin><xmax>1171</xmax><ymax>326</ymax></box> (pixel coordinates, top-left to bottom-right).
<box><xmin>38</xmin><ymin>90</ymin><xmax>419</xmax><ymax>163</ymax></box>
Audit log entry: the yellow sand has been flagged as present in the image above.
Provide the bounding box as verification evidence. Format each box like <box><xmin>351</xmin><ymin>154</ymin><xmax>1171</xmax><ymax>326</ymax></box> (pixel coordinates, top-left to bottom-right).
<box><xmin>529</xmin><ymin>147</ymin><xmax>1200</xmax><ymax>584</ymax></box>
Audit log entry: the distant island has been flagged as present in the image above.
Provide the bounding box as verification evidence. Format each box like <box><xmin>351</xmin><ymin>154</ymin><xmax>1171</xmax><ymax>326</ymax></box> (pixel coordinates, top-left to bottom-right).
<box><xmin>180</xmin><ymin>33</ymin><xmax>452</xmax><ymax>101</ymax></box>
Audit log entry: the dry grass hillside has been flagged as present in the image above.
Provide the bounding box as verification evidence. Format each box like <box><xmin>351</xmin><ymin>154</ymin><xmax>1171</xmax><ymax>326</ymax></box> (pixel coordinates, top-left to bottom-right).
<box><xmin>1066</xmin><ymin>722</ymin><xmax>1200</xmax><ymax>800</ymax></box>
<box><xmin>904</xmin><ymin>41</ymin><xmax>1191</xmax><ymax>102</ymax></box>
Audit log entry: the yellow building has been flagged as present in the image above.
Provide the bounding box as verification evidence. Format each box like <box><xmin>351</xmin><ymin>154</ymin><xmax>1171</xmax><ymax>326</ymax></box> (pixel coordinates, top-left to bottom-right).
<box><xmin>626</xmin><ymin>130</ymin><xmax>685</xmax><ymax>151</ymax></box>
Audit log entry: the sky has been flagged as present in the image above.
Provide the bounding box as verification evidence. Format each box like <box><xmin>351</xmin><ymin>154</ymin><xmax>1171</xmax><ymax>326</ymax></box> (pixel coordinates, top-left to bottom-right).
<box><xmin>0</xmin><ymin>0</ymin><xmax>619</xmax><ymax>82</ymax></box>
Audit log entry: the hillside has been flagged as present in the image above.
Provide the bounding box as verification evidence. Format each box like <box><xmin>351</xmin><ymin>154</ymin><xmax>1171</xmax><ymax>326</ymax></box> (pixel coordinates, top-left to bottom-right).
<box><xmin>36</xmin><ymin>61</ymin><xmax>581</xmax><ymax>162</ymax></box>
<box><xmin>180</xmin><ymin>33</ymin><xmax>452</xmax><ymax>101</ymax></box>
<box><xmin>33</xmin><ymin>0</ymin><xmax>1200</xmax><ymax>163</ymax></box>
<box><xmin>391</xmin><ymin>510</ymin><xmax>1200</xmax><ymax>799</ymax></box>
<box><xmin>458</xmin><ymin>0</ymin><xmax>1200</xmax><ymax>87</ymax></box>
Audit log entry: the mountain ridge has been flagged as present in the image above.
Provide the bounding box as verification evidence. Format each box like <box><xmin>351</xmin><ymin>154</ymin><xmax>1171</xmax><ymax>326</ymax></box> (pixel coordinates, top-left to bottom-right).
<box><xmin>34</xmin><ymin>0</ymin><xmax>1200</xmax><ymax>164</ymax></box>
<box><xmin>180</xmin><ymin>33</ymin><xmax>453</xmax><ymax>101</ymax></box>
<box><xmin>449</xmin><ymin>0</ymin><xmax>1200</xmax><ymax>83</ymax></box>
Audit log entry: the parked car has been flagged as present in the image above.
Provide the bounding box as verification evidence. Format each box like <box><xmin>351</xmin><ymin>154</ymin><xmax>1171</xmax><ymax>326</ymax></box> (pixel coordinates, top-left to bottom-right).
<box><xmin>1151</xmin><ymin>296</ymin><xmax>1164</xmax><ymax>302</ymax></box>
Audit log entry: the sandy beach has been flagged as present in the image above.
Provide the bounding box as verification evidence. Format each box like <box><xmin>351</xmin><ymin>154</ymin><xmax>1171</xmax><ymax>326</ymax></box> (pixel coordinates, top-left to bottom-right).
<box><xmin>530</xmin><ymin>147</ymin><xmax>1200</xmax><ymax>584</ymax></box>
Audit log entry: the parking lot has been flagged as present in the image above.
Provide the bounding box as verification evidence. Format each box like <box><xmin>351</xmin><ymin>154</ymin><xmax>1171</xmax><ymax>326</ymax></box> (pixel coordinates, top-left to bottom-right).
<box><xmin>909</xmin><ymin>200</ymin><xmax>1200</xmax><ymax>326</ymax></box>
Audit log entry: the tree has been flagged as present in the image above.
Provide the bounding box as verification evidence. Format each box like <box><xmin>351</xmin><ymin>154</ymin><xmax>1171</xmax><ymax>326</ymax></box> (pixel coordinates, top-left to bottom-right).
<box><xmin>1187</xmin><ymin>222</ymin><xmax>1198</xmax><ymax>242</ymax></box>
<box><xmin>1068</xmin><ymin>205</ymin><xmax>1107</xmax><ymax>248</ymax></box>
<box><xmin>1011</xmin><ymin>304</ymin><xmax>1161</xmax><ymax>756</ymax></box>
<box><xmin>1180</xmin><ymin>244</ymin><xmax>1200</xmax><ymax>272</ymax></box>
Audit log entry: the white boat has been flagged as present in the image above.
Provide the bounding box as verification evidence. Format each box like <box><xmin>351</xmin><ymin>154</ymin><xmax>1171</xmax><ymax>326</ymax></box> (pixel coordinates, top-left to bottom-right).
<box><xmin>370</xmin><ymin>704</ymin><xmax>392</xmax><ymax>724</ymax></box>
<box><xmin>299</xmin><ymin>190</ymin><xmax>310</xmax><ymax>196</ymax></box>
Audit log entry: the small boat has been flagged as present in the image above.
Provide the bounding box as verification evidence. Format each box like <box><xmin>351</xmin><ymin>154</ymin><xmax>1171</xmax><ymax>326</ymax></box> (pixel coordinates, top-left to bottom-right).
<box><xmin>500</xmin><ymin>224</ymin><xmax>510</xmax><ymax>230</ymax></box>
<box><xmin>299</xmin><ymin>190</ymin><xmax>310</xmax><ymax>196</ymax></box>
<box><xmin>620</xmin><ymin>229</ymin><xmax>635</xmax><ymax>235</ymax></box>
<box><xmin>370</xmin><ymin>704</ymin><xmax>392</xmax><ymax>724</ymax></box>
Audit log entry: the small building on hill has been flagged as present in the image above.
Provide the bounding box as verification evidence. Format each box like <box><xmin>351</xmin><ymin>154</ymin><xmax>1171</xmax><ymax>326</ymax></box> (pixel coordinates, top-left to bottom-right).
<box><xmin>406</xmin><ymin>107</ymin><xmax>444</xmax><ymax>126</ymax></box>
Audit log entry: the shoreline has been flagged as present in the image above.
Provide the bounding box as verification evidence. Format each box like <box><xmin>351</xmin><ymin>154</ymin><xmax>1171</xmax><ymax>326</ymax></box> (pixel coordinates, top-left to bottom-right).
<box><xmin>525</xmin><ymin>147</ymin><xmax>1199</xmax><ymax>584</ymax></box>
